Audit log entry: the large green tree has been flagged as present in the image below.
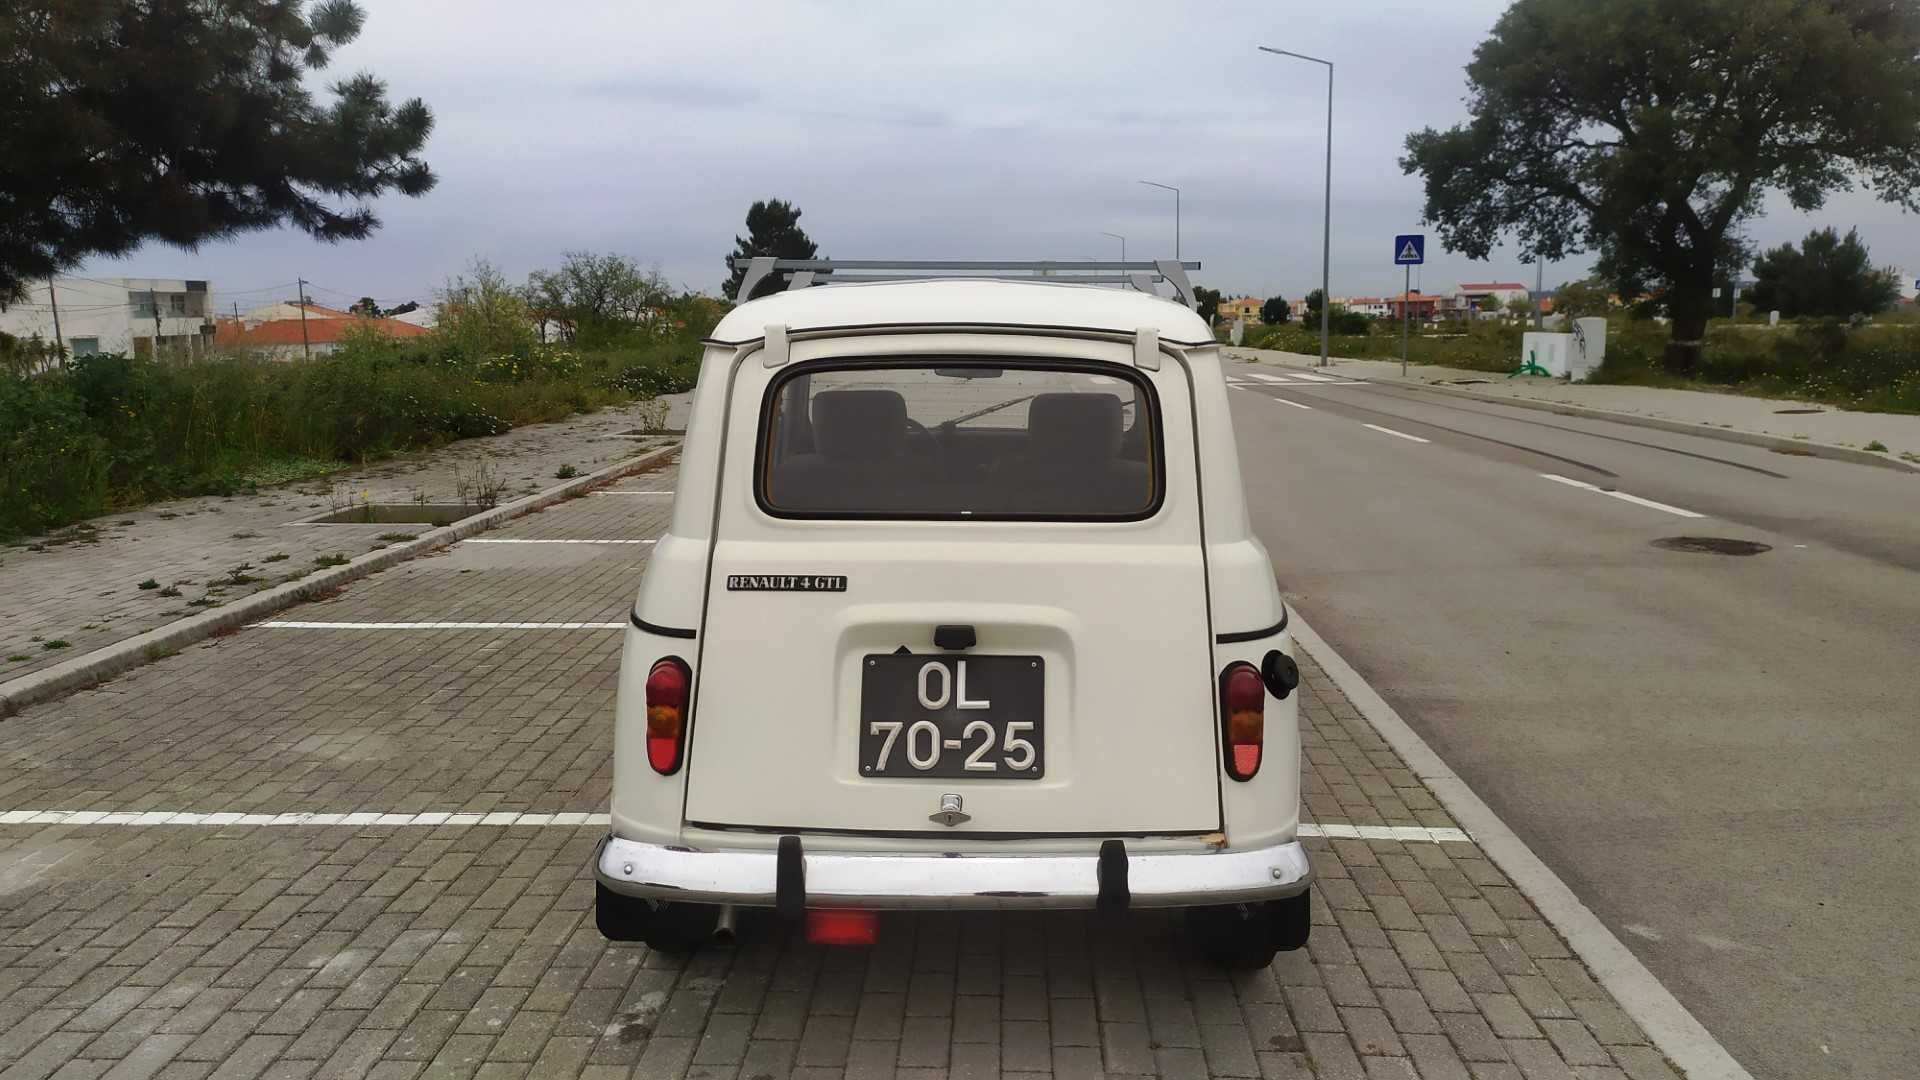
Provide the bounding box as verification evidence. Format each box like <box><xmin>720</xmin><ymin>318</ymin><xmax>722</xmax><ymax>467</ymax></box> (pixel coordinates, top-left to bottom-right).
<box><xmin>526</xmin><ymin>251</ymin><xmax>670</xmax><ymax>343</ymax></box>
<box><xmin>0</xmin><ymin>0</ymin><xmax>434</xmax><ymax>306</ymax></box>
<box><xmin>1401</xmin><ymin>0</ymin><xmax>1920</xmax><ymax>372</ymax></box>
<box><xmin>1261</xmin><ymin>295</ymin><xmax>1291</xmax><ymax>324</ymax></box>
<box><xmin>1745</xmin><ymin>227</ymin><xmax>1899</xmax><ymax>318</ymax></box>
<box><xmin>722</xmin><ymin>199</ymin><xmax>819</xmax><ymax>301</ymax></box>
<box><xmin>1192</xmin><ymin>285</ymin><xmax>1223</xmax><ymax>326</ymax></box>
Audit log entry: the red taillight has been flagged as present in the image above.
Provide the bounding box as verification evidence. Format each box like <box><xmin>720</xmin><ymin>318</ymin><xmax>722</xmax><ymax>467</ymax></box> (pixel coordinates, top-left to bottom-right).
<box><xmin>806</xmin><ymin>909</ymin><xmax>878</xmax><ymax>945</ymax></box>
<box><xmin>645</xmin><ymin>657</ymin><xmax>690</xmax><ymax>775</ymax></box>
<box><xmin>1220</xmin><ymin>662</ymin><xmax>1265</xmax><ymax>781</ymax></box>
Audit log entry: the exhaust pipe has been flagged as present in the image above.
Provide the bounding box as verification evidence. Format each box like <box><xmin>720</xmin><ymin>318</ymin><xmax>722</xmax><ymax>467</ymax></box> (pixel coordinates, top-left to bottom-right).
<box><xmin>711</xmin><ymin>905</ymin><xmax>739</xmax><ymax>946</ymax></box>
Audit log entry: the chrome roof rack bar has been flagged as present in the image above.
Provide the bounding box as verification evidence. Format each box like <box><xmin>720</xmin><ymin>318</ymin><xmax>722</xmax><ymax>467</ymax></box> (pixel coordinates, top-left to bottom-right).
<box><xmin>729</xmin><ymin>258</ymin><xmax>1204</xmax><ymax>311</ymax></box>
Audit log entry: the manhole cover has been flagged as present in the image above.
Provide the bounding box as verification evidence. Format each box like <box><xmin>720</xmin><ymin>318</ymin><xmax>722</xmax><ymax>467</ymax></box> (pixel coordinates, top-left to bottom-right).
<box><xmin>1773</xmin><ymin>408</ymin><xmax>1823</xmax><ymax>414</ymax></box>
<box><xmin>1651</xmin><ymin>536</ymin><xmax>1772</xmax><ymax>556</ymax></box>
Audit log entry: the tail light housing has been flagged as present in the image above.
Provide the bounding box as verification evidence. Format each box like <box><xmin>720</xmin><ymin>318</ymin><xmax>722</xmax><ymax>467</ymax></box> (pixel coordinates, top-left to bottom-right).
<box><xmin>645</xmin><ymin>657</ymin><xmax>691</xmax><ymax>775</ymax></box>
<box><xmin>1219</xmin><ymin>661</ymin><xmax>1265</xmax><ymax>781</ymax></box>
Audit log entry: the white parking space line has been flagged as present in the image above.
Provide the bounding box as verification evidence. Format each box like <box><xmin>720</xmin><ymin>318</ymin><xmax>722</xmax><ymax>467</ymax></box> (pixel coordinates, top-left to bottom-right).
<box><xmin>259</xmin><ymin>621</ymin><xmax>625</xmax><ymax>630</ymax></box>
<box><xmin>464</xmin><ymin>538</ymin><xmax>656</xmax><ymax>545</ymax></box>
<box><xmin>1300</xmin><ymin>823</ymin><xmax>1471</xmax><ymax>843</ymax></box>
<box><xmin>0</xmin><ymin>809</ymin><xmax>611</xmax><ymax>827</ymax></box>
<box><xmin>1540</xmin><ymin>473</ymin><xmax>1705</xmax><ymax>518</ymax></box>
<box><xmin>1363</xmin><ymin>423</ymin><xmax>1431</xmax><ymax>444</ymax></box>
<box><xmin>0</xmin><ymin>809</ymin><xmax>1471</xmax><ymax>842</ymax></box>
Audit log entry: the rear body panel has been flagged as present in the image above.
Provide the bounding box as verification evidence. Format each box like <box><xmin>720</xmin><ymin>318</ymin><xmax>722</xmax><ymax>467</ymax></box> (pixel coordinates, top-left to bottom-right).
<box><xmin>683</xmin><ymin>334</ymin><xmax>1221</xmax><ymax>836</ymax></box>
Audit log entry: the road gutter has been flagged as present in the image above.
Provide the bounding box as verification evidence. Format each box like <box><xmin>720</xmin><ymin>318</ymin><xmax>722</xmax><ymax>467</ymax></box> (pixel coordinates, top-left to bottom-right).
<box><xmin>1288</xmin><ymin>609</ymin><xmax>1754</xmax><ymax>1080</ymax></box>
<box><xmin>0</xmin><ymin>442</ymin><xmax>680</xmax><ymax>719</ymax></box>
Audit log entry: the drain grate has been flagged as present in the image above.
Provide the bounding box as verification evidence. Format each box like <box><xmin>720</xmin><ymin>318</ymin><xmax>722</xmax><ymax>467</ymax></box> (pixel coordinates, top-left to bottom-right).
<box><xmin>1651</xmin><ymin>536</ymin><xmax>1772</xmax><ymax>556</ymax></box>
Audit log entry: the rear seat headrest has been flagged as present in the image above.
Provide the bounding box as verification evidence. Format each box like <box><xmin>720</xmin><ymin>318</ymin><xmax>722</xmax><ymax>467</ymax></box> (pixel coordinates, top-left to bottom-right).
<box><xmin>811</xmin><ymin>389</ymin><xmax>909</xmax><ymax>461</ymax></box>
<box><xmin>1027</xmin><ymin>393</ymin><xmax>1123</xmax><ymax>461</ymax></box>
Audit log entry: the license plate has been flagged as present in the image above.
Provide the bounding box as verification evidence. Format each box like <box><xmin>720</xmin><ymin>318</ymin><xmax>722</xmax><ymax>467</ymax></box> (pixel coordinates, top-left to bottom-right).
<box><xmin>859</xmin><ymin>654</ymin><xmax>1045</xmax><ymax>779</ymax></box>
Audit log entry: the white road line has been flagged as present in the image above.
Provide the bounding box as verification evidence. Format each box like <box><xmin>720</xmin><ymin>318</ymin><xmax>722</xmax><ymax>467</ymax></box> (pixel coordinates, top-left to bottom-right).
<box><xmin>258</xmin><ymin>621</ymin><xmax>625</xmax><ymax>630</ymax></box>
<box><xmin>1300</xmin><ymin>823</ymin><xmax>1471</xmax><ymax>843</ymax></box>
<box><xmin>1269</xmin><ymin>397</ymin><xmax>1314</xmax><ymax>410</ymax></box>
<box><xmin>1363</xmin><ymin>423</ymin><xmax>1431</xmax><ymax>444</ymax></box>
<box><xmin>1287</xmin><ymin>612</ymin><xmax>1753</xmax><ymax>1080</ymax></box>
<box><xmin>1283</xmin><ymin>370</ymin><xmax>1340</xmax><ymax>382</ymax></box>
<box><xmin>1243</xmin><ymin>371</ymin><xmax>1294</xmax><ymax>383</ymax></box>
<box><xmin>1539</xmin><ymin>474</ymin><xmax>1705</xmax><ymax>518</ymax></box>
<box><xmin>0</xmin><ymin>809</ymin><xmax>611</xmax><ymax>827</ymax></box>
<box><xmin>594</xmin><ymin>490</ymin><xmax>674</xmax><ymax>496</ymax></box>
<box><xmin>464</xmin><ymin>539</ymin><xmax>656</xmax><ymax>545</ymax></box>
<box><xmin>0</xmin><ymin>808</ymin><xmax>1468</xmax><ymax>843</ymax></box>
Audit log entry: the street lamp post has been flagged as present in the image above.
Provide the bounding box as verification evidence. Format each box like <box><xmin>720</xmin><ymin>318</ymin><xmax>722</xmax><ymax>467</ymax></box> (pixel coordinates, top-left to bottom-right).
<box><xmin>1138</xmin><ymin>180</ymin><xmax>1181</xmax><ymax>260</ymax></box>
<box><xmin>1100</xmin><ymin>231</ymin><xmax>1127</xmax><ymax>264</ymax></box>
<box><xmin>1258</xmin><ymin>45</ymin><xmax>1333</xmax><ymax>367</ymax></box>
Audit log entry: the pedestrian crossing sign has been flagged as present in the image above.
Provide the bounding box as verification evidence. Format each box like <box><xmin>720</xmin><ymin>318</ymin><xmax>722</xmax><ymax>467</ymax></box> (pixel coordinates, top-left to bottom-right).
<box><xmin>1394</xmin><ymin>234</ymin><xmax>1425</xmax><ymax>265</ymax></box>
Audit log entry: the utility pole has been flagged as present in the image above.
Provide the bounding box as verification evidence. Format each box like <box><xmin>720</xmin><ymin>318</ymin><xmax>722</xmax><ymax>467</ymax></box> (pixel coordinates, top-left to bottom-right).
<box><xmin>46</xmin><ymin>280</ymin><xmax>63</xmax><ymax>361</ymax></box>
<box><xmin>297</xmin><ymin>278</ymin><xmax>312</xmax><ymax>361</ymax></box>
<box><xmin>1256</xmin><ymin>47</ymin><xmax>1335</xmax><ymax>367</ymax></box>
<box><xmin>150</xmin><ymin>290</ymin><xmax>162</xmax><ymax>359</ymax></box>
<box><xmin>1401</xmin><ymin>263</ymin><xmax>1411</xmax><ymax>377</ymax></box>
<box><xmin>1139</xmin><ymin>180</ymin><xmax>1181</xmax><ymax>260</ymax></box>
<box><xmin>1533</xmin><ymin>256</ymin><xmax>1545</xmax><ymax>330</ymax></box>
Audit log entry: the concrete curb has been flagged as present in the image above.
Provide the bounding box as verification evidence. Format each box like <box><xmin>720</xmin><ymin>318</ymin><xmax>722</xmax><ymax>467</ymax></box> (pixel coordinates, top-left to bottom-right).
<box><xmin>1237</xmin><ymin>352</ymin><xmax>1920</xmax><ymax>475</ymax></box>
<box><xmin>1288</xmin><ymin>609</ymin><xmax>1753</xmax><ymax>1080</ymax></box>
<box><xmin>1390</xmin><ymin>379</ymin><xmax>1920</xmax><ymax>474</ymax></box>
<box><xmin>0</xmin><ymin>442</ymin><xmax>681</xmax><ymax>719</ymax></box>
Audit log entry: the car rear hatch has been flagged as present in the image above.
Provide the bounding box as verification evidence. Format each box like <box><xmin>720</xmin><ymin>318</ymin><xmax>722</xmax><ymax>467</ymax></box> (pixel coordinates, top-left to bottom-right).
<box><xmin>683</xmin><ymin>334</ymin><xmax>1220</xmax><ymax>836</ymax></box>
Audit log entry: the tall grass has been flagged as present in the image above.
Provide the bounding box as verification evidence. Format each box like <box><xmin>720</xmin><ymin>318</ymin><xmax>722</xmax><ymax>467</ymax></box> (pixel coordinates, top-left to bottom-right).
<box><xmin>0</xmin><ymin>322</ymin><xmax>705</xmax><ymax>540</ymax></box>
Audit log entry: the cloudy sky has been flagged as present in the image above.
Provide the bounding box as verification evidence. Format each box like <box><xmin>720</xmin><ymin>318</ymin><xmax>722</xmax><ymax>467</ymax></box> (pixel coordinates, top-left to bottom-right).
<box><xmin>98</xmin><ymin>0</ymin><xmax>1920</xmax><ymax>311</ymax></box>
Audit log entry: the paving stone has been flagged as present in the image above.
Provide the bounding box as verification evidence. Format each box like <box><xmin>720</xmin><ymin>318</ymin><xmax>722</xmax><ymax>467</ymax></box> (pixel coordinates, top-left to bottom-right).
<box><xmin>0</xmin><ymin>510</ymin><xmax>1666</xmax><ymax>1080</ymax></box>
<box><xmin>1337</xmin><ymin>1008</ymin><xmax>1403</xmax><ymax>1057</ymax></box>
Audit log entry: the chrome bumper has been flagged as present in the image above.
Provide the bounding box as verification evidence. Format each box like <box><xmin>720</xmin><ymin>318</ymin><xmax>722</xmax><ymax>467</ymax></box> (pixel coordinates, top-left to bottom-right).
<box><xmin>595</xmin><ymin>834</ymin><xmax>1311</xmax><ymax>910</ymax></box>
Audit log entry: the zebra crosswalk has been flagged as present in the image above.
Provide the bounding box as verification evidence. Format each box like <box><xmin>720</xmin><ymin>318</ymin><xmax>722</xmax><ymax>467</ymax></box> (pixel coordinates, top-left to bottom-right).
<box><xmin>1225</xmin><ymin>368</ymin><xmax>1368</xmax><ymax>387</ymax></box>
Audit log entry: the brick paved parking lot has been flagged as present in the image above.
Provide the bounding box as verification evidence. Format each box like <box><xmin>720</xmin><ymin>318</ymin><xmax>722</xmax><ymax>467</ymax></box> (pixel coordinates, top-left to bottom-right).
<box><xmin>0</xmin><ymin>463</ymin><xmax>1678</xmax><ymax>1080</ymax></box>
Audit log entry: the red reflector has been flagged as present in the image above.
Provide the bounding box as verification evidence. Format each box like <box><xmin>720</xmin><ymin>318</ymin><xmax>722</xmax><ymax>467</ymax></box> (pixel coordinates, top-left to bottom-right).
<box><xmin>644</xmin><ymin>657</ymin><xmax>690</xmax><ymax>775</ymax></box>
<box><xmin>806</xmin><ymin>909</ymin><xmax>878</xmax><ymax>946</ymax></box>
<box><xmin>1220</xmin><ymin>662</ymin><xmax>1266</xmax><ymax>782</ymax></box>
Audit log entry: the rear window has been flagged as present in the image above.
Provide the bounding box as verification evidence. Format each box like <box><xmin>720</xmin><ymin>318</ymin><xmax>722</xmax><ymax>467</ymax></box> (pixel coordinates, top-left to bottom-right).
<box><xmin>758</xmin><ymin>360</ymin><xmax>1162</xmax><ymax>519</ymax></box>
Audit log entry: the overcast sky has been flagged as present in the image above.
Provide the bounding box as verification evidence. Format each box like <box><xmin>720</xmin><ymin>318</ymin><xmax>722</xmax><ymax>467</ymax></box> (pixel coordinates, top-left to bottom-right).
<box><xmin>97</xmin><ymin>0</ymin><xmax>1920</xmax><ymax>311</ymax></box>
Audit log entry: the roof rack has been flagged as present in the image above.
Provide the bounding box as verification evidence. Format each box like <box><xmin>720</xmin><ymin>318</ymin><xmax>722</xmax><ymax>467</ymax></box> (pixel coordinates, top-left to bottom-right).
<box><xmin>728</xmin><ymin>257</ymin><xmax>1204</xmax><ymax>311</ymax></box>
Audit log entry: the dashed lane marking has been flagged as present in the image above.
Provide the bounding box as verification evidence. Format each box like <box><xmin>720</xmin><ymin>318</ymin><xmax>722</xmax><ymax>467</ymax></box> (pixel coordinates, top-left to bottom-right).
<box><xmin>1363</xmin><ymin>423</ymin><xmax>1432</xmax><ymax>444</ymax></box>
<box><xmin>1269</xmin><ymin>397</ymin><xmax>1314</xmax><ymax>410</ymax></box>
<box><xmin>0</xmin><ymin>810</ymin><xmax>1471</xmax><ymax>842</ymax></box>
<box><xmin>259</xmin><ymin>621</ymin><xmax>626</xmax><ymax>630</ymax></box>
<box><xmin>1540</xmin><ymin>473</ymin><xmax>1705</xmax><ymax>518</ymax></box>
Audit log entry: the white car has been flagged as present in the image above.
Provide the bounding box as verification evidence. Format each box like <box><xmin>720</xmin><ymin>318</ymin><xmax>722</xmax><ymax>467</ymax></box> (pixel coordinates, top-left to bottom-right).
<box><xmin>596</xmin><ymin>261</ymin><xmax>1310</xmax><ymax>967</ymax></box>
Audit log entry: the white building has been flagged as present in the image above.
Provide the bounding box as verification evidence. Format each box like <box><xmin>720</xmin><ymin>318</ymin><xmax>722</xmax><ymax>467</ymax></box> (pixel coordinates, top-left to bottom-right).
<box><xmin>0</xmin><ymin>277</ymin><xmax>216</xmax><ymax>358</ymax></box>
<box><xmin>1893</xmin><ymin>267</ymin><xmax>1917</xmax><ymax>303</ymax></box>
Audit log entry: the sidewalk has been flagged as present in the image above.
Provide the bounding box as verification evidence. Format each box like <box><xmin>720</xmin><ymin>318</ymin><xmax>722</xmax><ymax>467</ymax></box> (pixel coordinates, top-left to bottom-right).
<box><xmin>1228</xmin><ymin>346</ymin><xmax>1920</xmax><ymax>467</ymax></box>
<box><xmin>0</xmin><ymin>394</ymin><xmax>689</xmax><ymax>683</ymax></box>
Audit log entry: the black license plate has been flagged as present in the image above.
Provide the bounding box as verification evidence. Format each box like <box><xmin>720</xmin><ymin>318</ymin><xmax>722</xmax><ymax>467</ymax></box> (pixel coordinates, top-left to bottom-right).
<box><xmin>859</xmin><ymin>654</ymin><xmax>1045</xmax><ymax>779</ymax></box>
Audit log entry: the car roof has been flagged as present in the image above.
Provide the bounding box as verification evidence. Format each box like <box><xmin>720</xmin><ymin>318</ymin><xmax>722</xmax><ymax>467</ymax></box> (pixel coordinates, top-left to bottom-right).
<box><xmin>707</xmin><ymin>279</ymin><xmax>1216</xmax><ymax>346</ymax></box>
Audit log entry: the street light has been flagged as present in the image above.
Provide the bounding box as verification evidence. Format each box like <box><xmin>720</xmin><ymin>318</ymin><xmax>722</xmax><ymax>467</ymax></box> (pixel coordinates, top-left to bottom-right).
<box><xmin>1258</xmin><ymin>45</ymin><xmax>1333</xmax><ymax>367</ymax></box>
<box><xmin>1100</xmin><ymin>231</ymin><xmax>1127</xmax><ymax>263</ymax></box>
<box><xmin>1138</xmin><ymin>180</ymin><xmax>1181</xmax><ymax>260</ymax></box>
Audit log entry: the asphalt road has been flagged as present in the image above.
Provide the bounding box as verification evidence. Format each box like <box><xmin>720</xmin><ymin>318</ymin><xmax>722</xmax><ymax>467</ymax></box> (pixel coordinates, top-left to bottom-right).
<box><xmin>1225</xmin><ymin>365</ymin><xmax>1920</xmax><ymax>1080</ymax></box>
